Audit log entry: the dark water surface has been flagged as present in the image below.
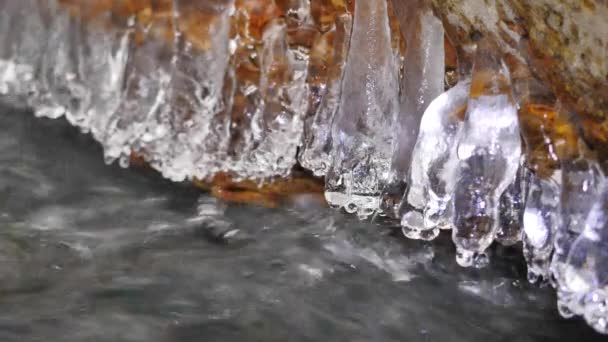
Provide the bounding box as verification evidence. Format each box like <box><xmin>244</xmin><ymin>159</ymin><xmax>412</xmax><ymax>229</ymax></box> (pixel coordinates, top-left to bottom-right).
<box><xmin>0</xmin><ymin>106</ymin><xmax>603</xmax><ymax>341</ymax></box>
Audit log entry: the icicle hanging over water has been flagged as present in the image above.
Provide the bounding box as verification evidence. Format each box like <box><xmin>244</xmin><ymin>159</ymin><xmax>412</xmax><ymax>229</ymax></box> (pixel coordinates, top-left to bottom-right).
<box><xmin>523</xmin><ymin>172</ymin><xmax>560</xmax><ymax>284</ymax></box>
<box><xmin>298</xmin><ymin>13</ymin><xmax>352</xmax><ymax>177</ymax></box>
<box><xmin>516</xmin><ymin>78</ymin><xmax>562</xmax><ymax>283</ymax></box>
<box><xmin>228</xmin><ymin>16</ymin><xmax>309</xmax><ymax>180</ymax></box>
<box><xmin>553</xmin><ymin>156</ymin><xmax>603</xmax><ymax>317</ymax></box>
<box><xmin>451</xmin><ymin>42</ymin><xmax>522</xmax><ymax>268</ymax></box>
<box><xmin>496</xmin><ymin>158</ymin><xmax>529</xmax><ymax>246</ymax></box>
<box><xmin>382</xmin><ymin>0</ymin><xmax>445</xmax><ymax>217</ymax></box>
<box><xmin>562</xmin><ymin>179</ymin><xmax>608</xmax><ymax>334</ymax></box>
<box><xmin>400</xmin><ymin>79</ymin><xmax>469</xmax><ymax>240</ymax></box>
<box><xmin>0</xmin><ymin>0</ymin><xmax>319</xmax><ymax>182</ymax></box>
<box><xmin>1</xmin><ymin>0</ymin><xmax>53</xmax><ymax>106</ymax></box>
<box><xmin>323</xmin><ymin>0</ymin><xmax>400</xmax><ymax>218</ymax></box>
<box><xmin>139</xmin><ymin>0</ymin><xmax>234</xmax><ymax>182</ymax></box>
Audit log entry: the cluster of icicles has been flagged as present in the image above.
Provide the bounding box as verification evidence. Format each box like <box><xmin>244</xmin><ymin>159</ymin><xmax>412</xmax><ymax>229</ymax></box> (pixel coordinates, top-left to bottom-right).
<box><xmin>1</xmin><ymin>0</ymin><xmax>607</xmax><ymax>334</ymax></box>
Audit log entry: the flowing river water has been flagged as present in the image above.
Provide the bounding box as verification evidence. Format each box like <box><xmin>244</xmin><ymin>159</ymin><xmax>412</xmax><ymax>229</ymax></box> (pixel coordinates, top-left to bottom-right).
<box><xmin>0</xmin><ymin>105</ymin><xmax>603</xmax><ymax>341</ymax></box>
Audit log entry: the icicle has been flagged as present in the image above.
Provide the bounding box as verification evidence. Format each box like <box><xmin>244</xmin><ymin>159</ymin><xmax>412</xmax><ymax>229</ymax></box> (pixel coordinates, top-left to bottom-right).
<box><xmin>298</xmin><ymin>13</ymin><xmax>352</xmax><ymax>177</ymax></box>
<box><xmin>103</xmin><ymin>1</ymin><xmax>235</xmax><ymax>183</ymax></box>
<box><xmin>324</xmin><ymin>0</ymin><xmax>400</xmax><ymax>219</ymax></box>
<box><xmin>152</xmin><ymin>0</ymin><xmax>234</xmax><ymax>182</ymax></box>
<box><xmin>41</xmin><ymin>5</ymin><xmax>91</xmax><ymax>127</ymax></box>
<box><xmin>561</xmin><ymin>177</ymin><xmax>608</xmax><ymax>333</ymax></box>
<box><xmin>496</xmin><ymin>156</ymin><xmax>529</xmax><ymax>246</ymax></box>
<box><xmin>206</xmin><ymin>1</ymin><xmax>311</xmax><ymax>181</ymax></box>
<box><xmin>400</xmin><ymin>79</ymin><xmax>470</xmax><ymax>240</ymax></box>
<box><xmin>522</xmin><ymin>171</ymin><xmax>560</xmax><ymax>283</ymax></box>
<box><xmin>451</xmin><ymin>41</ymin><xmax>522</xmax><ymax>268</ymax></box>
<box><xmin>538</xmin><ymin>104</ymin><xmax>604</xmax><ymax>317</ymax></box>
<box><xmin>553</xmin><ymin>155</ymin><xmax>603</xmax><ymax>317</ymax></box>
<box><xmin>238</xmin><ymin>16</ymin><xmax>309</xmax><ymax>179</ymax></box>
<box><xmin>382</xmin><ymin>0</ymin><xmax>445</xmax><ymax>217</ymax></box>
<box><xmin>514</xmin><ymin>77</ymin><xmax>561</xmax><ymax>283</ymax></box>
<box><xmin>101</xmin><ymin>2</ymin><xmax>178</xmax><ymax>168</ymax></box>
<box><xmin>0</xmin><ymin>0</ymin><xmax>47</xmax><ymax>102</ymax></box>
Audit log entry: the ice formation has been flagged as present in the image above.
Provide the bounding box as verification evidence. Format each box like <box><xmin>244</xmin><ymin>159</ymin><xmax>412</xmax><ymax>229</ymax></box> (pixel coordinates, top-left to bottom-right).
<box><xmin>381</xmin><ymin>0</ymin><xmax>444</xmax><ymax>217</ymax></box>
<box><xmin>497</xmin><ymin>158</ymin><xmax>529</xmax><ymax>246</ymax></box>
<box><xmin>522</xmin><ymin>171</ymin><xmax>560</xmax><ymax>284</ymax></box>
<box><xmin>400</xmin><ymin>79</ymin><xmax>469</xmax><ymax>240</ymax></box>
<box><xmin>1</xmin><ymin>0</ymin><xmax>608</xmax><ymax>334</ymax></box>
<box><xmin>323</xmin><ymin>0</ymin><xmax>399</xmax><ymax>218</ymax></box>
<box><xmin>451</xmin><ymin>44</ymin><xmax>522</xmax><ymax>267</ymax></box>
<box><xmin>298</xmin><ymin>13</ymin><xmax>352</xmax><ymax>177</ymax></box>
<box><xmin>561</xmin><ymin>178</ymin><xmax>608</xmax><ymax>332</ymax></box>
<box><xmin>553</xmin><ymin>158</ymin><xmax>603</xmax><ymax>317</ymax></box>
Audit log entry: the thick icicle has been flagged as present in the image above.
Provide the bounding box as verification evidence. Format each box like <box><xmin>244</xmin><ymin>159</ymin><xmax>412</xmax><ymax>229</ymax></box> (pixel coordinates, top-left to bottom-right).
<box><xmin>400</xmin><ymin>79</ymin><xmax>470</xmax><ymax>240</ymax></box>
<box><xmin>212</xmin><ymin>1</ymin><xmax>311</xmax><ymax>180</ymax></box>
<box><xmin>0</xmin><ymin>0</ymin><xmax>131</xmax><ymax>143</ymax></box>
<box><xmin>324</xmin><ymin>0</ymin><xmax>400</xmax><ymax>218</ymax></box>
<box><xmin>451</xmin><ymin>43</ymin><xmax>522</xmax><ymax>268</ymax></box>
<box><xmin>2</xmin><ymin>0</ymin><xmax>314</xmax><ymax>182</ymax></box>
<box><xmin>78</xmin><ymin>14</ymin><xmax>130</xmax><ymax>145</ymax></box>
<box><xmin>149</xmin><ymin>1</ymin><xmax>234</xmax><ymax>182</ymax></box>
<box><xmin>562</xmin><ymin>178</ymin><xmax>608</xmax><ymax>333</ymax></box>
<box><xmin>107</xmin><ymin>1</ymin><xmax>235</xmax><ymax>182</ymax></box>
<box><xmin>38</xmin><ymin>3</ymin><xmax>91</xmax><ymax>127</ymax></box>
<box><xmin>298</xmin><ymin>12</ymin><xmax>352</xmax><ymax>177</ymax></box>
<box><xmin>0</xmin><ymin>0</ymin><xmax>49</xmax><ymax>103</ymax></box>
<box><xmin>381</xmin><ymin>0</ymin><xmax>445</xmax><ymax>216</ymax></box>
<box><xmin>553</xmin><ymin>156</ymin><xmax>603</xmax><ymax>317</ymax></box>
<box><xmin>101</xmin><ymin>1</ymin><xmax>183</xmax><ymax>175</ymax></box>
<box><xmin>496</xmin><ymin>157</ymin><xmax>529</xmax><ymax>246</ymax></box>
<box><xmin>234</xmin><ymin>16</ymin><xmax>310</xmax><ymax>179</ymax></box>
<box><xmin>522</xmin><ymin>172</ymin><xmax>560</xmax><ymax>283</ymax></box>
<box><xmin>514</xmin><ymin>78</ymin><xmax>562</xmax><ymax>283</ymax></box>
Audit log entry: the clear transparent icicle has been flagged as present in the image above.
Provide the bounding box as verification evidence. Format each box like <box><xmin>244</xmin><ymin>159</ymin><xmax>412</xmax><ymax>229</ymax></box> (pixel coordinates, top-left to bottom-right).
<box><xmin>0</xmin><ymin>0</ymin><xmax>131</xmax><ymax>135</ymax></box>
<box><xmin>381</xmin><ymin>1</ymin><xmax>445</xmax><ymax>216</ymax></box>
<box><xmin>37</xmin><ymin>4</ymin><xmax>91</xmax><ymax>127</ymax></box>
<box><xmin>232</xmin><ymin>18</ymin><xmax>310</xmax><ymax>180</ymax></box>
<box><xmin>78</xmin><ymin>20</ymin><xmax>130</xmax><ymax>144</ymax></box>
<box><xmin>553</xmin><ymin>157</ymin><xmax>603</xmax><ymax>317</ymax></box>
<box><xmin>104</xmin><ymin>1</ymin><xmax>235</xmax><ymax>182</ymax></box>
<box><xmin>451</xmin><ymin>45</ymin><xmax>522</xmax><ymax>268</ymax></box>
<box><xmin>2</xmin><ymin>0</ymin><xmax>311</xmax><ymax>182</ymax></box>
<box><xmin>100</xmin><ymin>4</ymin><xmax>179</xmax><ymax>174</ymax></box>
<box><xmin>522</xmin><ymin>171</ymin><xmax>560</xmax><ymax>283</ymax></box>
<box><xmin>400</xmin><ymin>79</ymin><xmax>470</xmax><ymax>240</ymax></box>
<box><xmin>324</xmin><ymin>0</ymin><xmax>400</xmax><ymax>218</ymax></box>
<box><xmin>0</xmin><ymin>0</ymin><xmax>48</xmax><ymax>102</ymax></box>
<box><xmin>148</xmin><ymin>1</ymin><xmax>234</xmax><ymax>182</ymax></box>
<box><xmin>496</xmin><ymin>157</ymin><xmax>529</xmax><ymax>246</ymax></box>
<box><xmin>13</xmin><ymin>1</ymin><xmax>239</xmax><ymax>183</ymax></box>
<box><xmin>562</xmin><ymin>178</ymin><xmax>608</xmax><ymax>333</ymax></box>
<box><xmin>298</xmin><ymin>14</ymin><xmax>352</xmax><ymax>177</ymax></box>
